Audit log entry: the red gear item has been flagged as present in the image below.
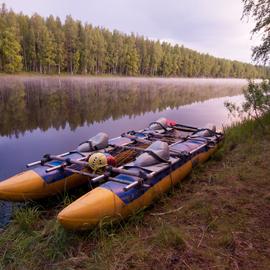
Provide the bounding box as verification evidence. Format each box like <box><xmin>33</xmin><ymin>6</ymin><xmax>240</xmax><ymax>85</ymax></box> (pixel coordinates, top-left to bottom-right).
<box><xmin>166</xmin><ymin>119</ymin><xmax>176</xmax><ymax>127</ymax></box>
<box><xmin>106</xmin><ymin>154</ymin><xmax>116</xmax><ymax>167</ymax></box>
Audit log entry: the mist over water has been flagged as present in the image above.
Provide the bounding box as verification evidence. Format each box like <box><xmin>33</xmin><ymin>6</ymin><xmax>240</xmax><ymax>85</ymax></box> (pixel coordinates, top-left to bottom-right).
<box><xmin>0</xmin><ymin>77</ymin><xmax>246</xmax><ymax>180</ymax></box>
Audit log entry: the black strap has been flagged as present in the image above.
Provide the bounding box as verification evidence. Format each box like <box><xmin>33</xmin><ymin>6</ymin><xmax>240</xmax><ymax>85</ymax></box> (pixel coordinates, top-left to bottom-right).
<box><xmin>188</xmin><ymin>137</ymin><xmax>210</xmax><ymax>143</ymax></box>
<box><xmin>69</xmin><ymin>151</ymin><xmax>86</xmax><ymax>157</ymax></box>
<box><xmin>78</xmin><ymin>140</ymin><xmax>99</xmax><ymax>151</ymax></box>
<box><xmin>174</xmin><ymin>123</ymin><xmax>198</xmax><ymax>130</ymax></box>
<box><xmin>144</xmin><ymin>150</ymin><xmax>171</xmax><ymax>164</ymax></box>
<box><xmin>172</xmin><ymin>126</ymin><xmax>198</xmax><ymax>133</ymax></box>
<box><xmin>173</xmin><ymin>123</ymin><xmax>223</xmax><ymax>137</ymax></box>
<box><xmin>41</xmin><ymin>154</ymin><xmax>52</xmax><ymax>165</ymax></box>
<box><xmin>125</xmin><ymin>130</ymin><xmax>136</xmax><ymax>136</ymax></box>
<box><xmin>88</xmin><ymin>141</ymin><xmax>94</xmax><ymax>151</ymax></box>
<box><xmin>194</xmin><ymin>128</ymin><xmax>223</xmax><ymax>136</ymax></box>
<box><xmin>78</xmin><ymin>140</ymin><xmax>93</xmax><ymax>149</ymax></box>
<box><xmin>169</xmin><ymin>150</ymin><xmax>190</xmax><ymax>159</ymax></box>
<box><xmin>148</xmin><ymin>121</ymin><xmax>168</xmax><ymax>132</ymax></box>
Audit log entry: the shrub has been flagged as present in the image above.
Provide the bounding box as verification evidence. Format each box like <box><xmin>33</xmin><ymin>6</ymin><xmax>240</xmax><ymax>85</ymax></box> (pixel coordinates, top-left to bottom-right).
<box><xmin>225</xmin><ymin>79</ymin><xmax>270</xmax><ymax>129</ymax></box>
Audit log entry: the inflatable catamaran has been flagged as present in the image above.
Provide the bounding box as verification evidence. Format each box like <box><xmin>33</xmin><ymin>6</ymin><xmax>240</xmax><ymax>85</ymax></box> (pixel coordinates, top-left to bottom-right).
<box><xmin>0</xmin><ymin>118</ymin><xmax>223</xmax><ymax>230</ymax></box>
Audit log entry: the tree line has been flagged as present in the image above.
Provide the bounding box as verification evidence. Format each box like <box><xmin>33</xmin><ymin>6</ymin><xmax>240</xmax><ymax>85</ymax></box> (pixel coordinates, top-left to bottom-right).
<box><xmin>0</xmin><ymin>3</ymin><xmax>269</xmax><ymax>77</ymax></box>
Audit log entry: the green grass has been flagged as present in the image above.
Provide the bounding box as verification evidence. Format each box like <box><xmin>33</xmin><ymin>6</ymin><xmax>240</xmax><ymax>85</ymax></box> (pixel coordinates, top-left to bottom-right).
<box><xmin>152</xmin><ymin>223</ymin><xmax>187</xmax><ymax>249</ymax></box>
<box><xmin>0</xmin><ymin>114</ymin><xmax>270</xmax><ymax>269</ymax></box>
<box><xmin>13</xmin><ymin>205</ymin><xmax>40</xmax><ymax>232</ymax></box>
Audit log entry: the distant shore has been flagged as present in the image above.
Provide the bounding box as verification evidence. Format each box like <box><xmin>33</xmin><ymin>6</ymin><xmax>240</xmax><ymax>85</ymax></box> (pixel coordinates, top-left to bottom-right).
<box><xmin>0</xmin><ymin>72</ymin><xmax>254</xmax><ymax>81</ymax></box>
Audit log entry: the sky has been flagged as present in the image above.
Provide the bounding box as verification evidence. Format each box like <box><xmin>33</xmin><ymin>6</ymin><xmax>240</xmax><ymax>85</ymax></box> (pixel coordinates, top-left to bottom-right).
<box><xmin>2</xmin><ymin>0</ymin><xmax>258</xmax><ymax>63</ymax></box>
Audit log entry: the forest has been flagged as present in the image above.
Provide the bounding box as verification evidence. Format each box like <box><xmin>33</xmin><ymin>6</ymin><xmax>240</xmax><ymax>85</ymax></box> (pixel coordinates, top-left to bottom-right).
<box><xmin>0</xmin><ymin>3</ymin><xmax>269</xmax><ymax>77</ymax></box>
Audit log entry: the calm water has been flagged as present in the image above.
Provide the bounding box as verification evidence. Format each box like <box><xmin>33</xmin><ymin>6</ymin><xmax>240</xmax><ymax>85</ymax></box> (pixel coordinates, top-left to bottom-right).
<box><xmin>0</xmin><ymin>76</ymin><xmax>247</xmax><ymax>226</ymax></box>
<box><xmin>0</xmin><ymin>76</ymin><xmax>246</xmax><ymax>181</ymax></box>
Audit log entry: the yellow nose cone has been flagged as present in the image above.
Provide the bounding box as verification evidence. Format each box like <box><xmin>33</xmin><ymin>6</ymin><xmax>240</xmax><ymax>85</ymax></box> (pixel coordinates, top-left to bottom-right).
<box><xmin>57</xmin><ymin>187</ymin><xmax>125</xmax><ymax>230</ymax></box>
<box><xmin>0</xmin><ymin>170</ymin><xmax>44</xmax><ymax>201</ymax></box>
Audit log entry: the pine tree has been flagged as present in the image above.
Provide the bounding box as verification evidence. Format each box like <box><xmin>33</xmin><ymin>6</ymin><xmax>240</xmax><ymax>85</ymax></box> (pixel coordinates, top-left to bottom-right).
<box><xmin>150</xmin><ymin>41</ymin><xmax>162</xmax><ymax>76</ymax></box>
<box><xmin>123</xmin><ymin>35</ymin><xmax>139</xmax><ymax>75</ymax></box>
<box><xmin>46</xmin><ymin>16</ymin><xmax>64</xmax><ymax>74</ymax></box>
<box><xmin>64</xmin><ymin>15</ymin><xmax>80</xmax><ymax>74</ymax></box>
<box><xmin>92</xmin><ymin>28</ymin><xmax>107</xmax><ymax>74</ymax></box>
<box><xmin>0</xmin><ymin>28</ymin><xmax>22</xmax><ymax>73</ymax></box>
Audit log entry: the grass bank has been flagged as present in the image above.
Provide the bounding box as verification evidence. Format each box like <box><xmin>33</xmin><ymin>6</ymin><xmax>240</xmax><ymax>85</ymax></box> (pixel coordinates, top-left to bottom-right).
<box><xmin>0</xmin><ymin>115</ymin><xmax>270</xmax><ymax>270</ymax></box>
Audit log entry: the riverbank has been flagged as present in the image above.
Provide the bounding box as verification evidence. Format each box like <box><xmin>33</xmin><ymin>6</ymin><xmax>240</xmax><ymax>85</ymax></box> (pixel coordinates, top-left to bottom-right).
<box><xmin>0</xmin><ymin>72</ymin><xmax>259</xmax><ymax>81</ymax></box>
<box><xmin>0</xmin><ymin>115</ymin><xmax>269</xmax><ymax>270</ymax></box>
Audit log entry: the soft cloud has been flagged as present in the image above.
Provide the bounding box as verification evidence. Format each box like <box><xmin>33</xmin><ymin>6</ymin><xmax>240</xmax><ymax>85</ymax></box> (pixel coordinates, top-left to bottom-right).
<box><xmin>3</xmin><ymin>0</ymin><xmax>258</xmax><ymax>62</ymax></box>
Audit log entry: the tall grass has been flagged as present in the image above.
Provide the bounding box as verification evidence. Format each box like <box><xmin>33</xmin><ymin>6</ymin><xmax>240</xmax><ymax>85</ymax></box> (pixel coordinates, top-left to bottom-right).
<box><xmin>218</xmin><ymin>112</ymin><xmax>270</xmax><ymax>157</ymax></box>
<box><xmin>13</xmin><ymin>205</ymin><xmax>40</xmax><ymax>232</ymax></box>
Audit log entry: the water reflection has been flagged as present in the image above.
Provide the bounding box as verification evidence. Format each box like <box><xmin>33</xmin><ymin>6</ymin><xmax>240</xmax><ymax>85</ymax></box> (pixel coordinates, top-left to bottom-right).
<box><xmin>0</xmin><ymin>77</ymin><xmax>245</xmax><ymax>137</ymax></box>
<box><xmin>0</xmin><ymin>201</ymin><xmax>12</xmax><ymax>228</ymax></box>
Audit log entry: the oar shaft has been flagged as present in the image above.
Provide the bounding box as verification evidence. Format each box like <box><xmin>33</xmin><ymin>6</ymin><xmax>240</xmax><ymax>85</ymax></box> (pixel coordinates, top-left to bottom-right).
<box><xmin>49</xmin><ymin>155</ymin><xmax>88</xmax><ymax>166</ymax></box>
<box><xmin>64</xmin><ymin>167</ymin><xmax>135</xmax><ymax>185</ymax></box>
<box><xmin>174</xmin><ymin>123</ymin><xmax>199</xmax><ymax>130</ymax></box>
<box><xmin>26</xmin><ymin>152</ymin><xmax>71</xmax><ymax>167</ymax></box>
<box><xmin>172</xmin><ymin>126</ymin><xmax>198</xmax><ymax>132</ymax></box>
<box><xmin>45</xmin><ymin>156</ymin><xmax>86</xmax><ymax>173</ymax></box>
<box><xmin>123</xmin><ymin>181</ymin><xmax>142</xmax><ymax>191</ymax></box>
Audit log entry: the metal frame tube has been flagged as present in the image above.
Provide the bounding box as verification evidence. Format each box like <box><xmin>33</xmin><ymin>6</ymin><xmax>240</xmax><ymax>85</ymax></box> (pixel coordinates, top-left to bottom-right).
<box><xmin>26</xmin><ymin>152</ymin><xmax>71</xmax><ymax>167</ymax></box>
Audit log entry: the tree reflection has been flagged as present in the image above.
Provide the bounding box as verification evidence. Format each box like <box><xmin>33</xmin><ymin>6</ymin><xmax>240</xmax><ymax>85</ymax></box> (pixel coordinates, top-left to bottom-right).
<box><xmin>0</xmin><ymin>77</ymin><xmax>244</xmax><ymax>137</ymax></box>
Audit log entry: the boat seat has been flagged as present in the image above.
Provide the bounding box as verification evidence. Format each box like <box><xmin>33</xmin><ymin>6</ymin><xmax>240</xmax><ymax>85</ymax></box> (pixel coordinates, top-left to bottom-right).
<box><xmin>124</xmin><ymin>156</ymin><xmax>177</xmax><ymax>174</ymax></box>
<box><xmin>134</xmin><ymin>141</ymin><xmax>170</xmax><ymax>167</ymax></box>
<box><xmin>170</xmin><ymin>138</ymin><xmax>208</xmax><ymax>153</ymax></box>
<box><xmin>77</xmin><ymin>132</ymin><xmax>109</xmax><ymax>152</ymax></box>
<box><xmin>149</xmin><ymin>117</ymin><xmax>168</xmax><ymax>131</ymax></box>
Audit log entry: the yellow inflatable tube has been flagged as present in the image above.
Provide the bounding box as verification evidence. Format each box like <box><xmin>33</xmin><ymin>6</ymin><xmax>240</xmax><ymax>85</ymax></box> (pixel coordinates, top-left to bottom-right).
<box><xmin>0</xmin><ymin>170</ymin><xmax>88</xmax><ymax>201</ymax></box>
